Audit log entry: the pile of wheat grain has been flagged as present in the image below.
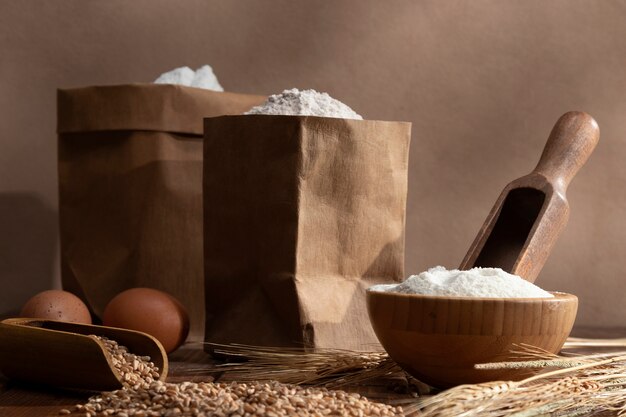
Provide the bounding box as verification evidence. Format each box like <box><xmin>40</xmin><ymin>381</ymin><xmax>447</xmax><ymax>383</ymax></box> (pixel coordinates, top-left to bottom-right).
<box><xmin>60</xmin><ymin>338</ymin><xmax>402</xmax><ymax>417</ymax></box>
<box><xmin>95</xmin><ymin>336</ymin><xmax>160</xmax><ymax>389</ymax></box>
<box><xmin>61</xmin><ymin>380</ymin><xmax>402</xmax><ymax>416</ymax></box>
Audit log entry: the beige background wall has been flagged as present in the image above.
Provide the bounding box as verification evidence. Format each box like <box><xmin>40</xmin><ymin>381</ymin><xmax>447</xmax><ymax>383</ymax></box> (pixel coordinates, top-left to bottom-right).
<box><xmin>1</xmin><ymin>1</ymin><xmax>625</xmax><ymax>327</ymax></box>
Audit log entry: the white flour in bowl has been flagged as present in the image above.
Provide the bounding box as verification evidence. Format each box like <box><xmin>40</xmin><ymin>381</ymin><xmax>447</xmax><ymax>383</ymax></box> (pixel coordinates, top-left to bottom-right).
<box><xmin>370</xmin><ymin>266</ymin><xmax>553</xmax><ymax>298</ymax></box>
<box><xmin>245</xmin><ymin>88</ymin><xmax>363</xmax><ymax>120</ymax></box>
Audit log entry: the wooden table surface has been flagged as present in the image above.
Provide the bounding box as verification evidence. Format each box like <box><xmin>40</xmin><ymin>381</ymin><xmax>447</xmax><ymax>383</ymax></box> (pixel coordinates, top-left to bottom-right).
<box><xmin>1</xmin><ymin>327</ymin><xmax>625</xmax><ymax>417</ymax></box>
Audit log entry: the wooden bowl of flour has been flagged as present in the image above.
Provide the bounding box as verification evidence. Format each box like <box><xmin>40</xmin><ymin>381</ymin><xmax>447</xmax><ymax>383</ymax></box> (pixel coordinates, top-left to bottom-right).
<box><xmin>366</xmin><ymin>289</ymin><xmax>577</xmax><ymax>388</ymax></box>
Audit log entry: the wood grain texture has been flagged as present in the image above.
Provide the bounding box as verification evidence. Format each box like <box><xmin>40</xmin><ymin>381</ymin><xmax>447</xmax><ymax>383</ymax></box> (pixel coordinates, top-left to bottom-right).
<box><xmin>367</xmin><ymin>289</ymin><xmax>578</xmax><ymax>388</ymax></box>
<box><xmin>460</xmin><ymin>111</ymin><xmax>599</xmax><ymax>283</ymax></box>
<box><xmin>0</xmin><ymin>347</ymin><xmax>218</xmax><ymax>417</ymax></box>
<box><xmin>0</xmin><ymin>319</ymin><xmax>168</xmax><ymax>392</ymax></box>
<box><xmin>1</xmin><ymin>333</ymin><xmax>625</xmax><ymax>417</ymax></box>
<box><xmin>0</xmin><ymin>345</ymin><xmax>420</xmax><ymax>417</ymax></box>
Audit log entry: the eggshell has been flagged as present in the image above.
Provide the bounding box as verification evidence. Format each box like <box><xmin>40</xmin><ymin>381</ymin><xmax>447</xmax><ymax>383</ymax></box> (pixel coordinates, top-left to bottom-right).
<box><xmin>20</xmin><ymin>290</ymin><xmax>92</xmax><ymax>324</ymax></box>
<box><xmin>102</xmin><ymin>288</ymin><xmax>189</xmax><ymax>353</ymax></box>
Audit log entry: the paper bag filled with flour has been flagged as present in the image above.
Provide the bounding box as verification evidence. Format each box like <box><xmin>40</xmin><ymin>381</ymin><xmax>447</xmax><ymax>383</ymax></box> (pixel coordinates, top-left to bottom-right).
<box><xmin>203</xmin><ymin>89</ymin><xmax>411</xmax><ymax>350</ymax></box>
<box><xmin>58</xmin><ymin>73</ymin><xmax>265</xmax><ymax>342</ymax></box>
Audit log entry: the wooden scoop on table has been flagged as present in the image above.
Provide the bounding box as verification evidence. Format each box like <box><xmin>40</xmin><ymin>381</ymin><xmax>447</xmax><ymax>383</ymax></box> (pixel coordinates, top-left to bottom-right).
<box><xmin>460</xmin><ymin>111</ymin><xmax>599</xmax><ymax>282</ymax></box>
<box><xmin>0</xmin><ymin>318</ymin><xmax>168</xmax><ymax>391</ymax></box>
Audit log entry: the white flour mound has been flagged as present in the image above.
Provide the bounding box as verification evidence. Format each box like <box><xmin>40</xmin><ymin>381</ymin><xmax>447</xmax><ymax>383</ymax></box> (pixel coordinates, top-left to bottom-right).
<box><xmin>154</xmin><ymin>65</ymin><xmax>224</xmax><ymax>92</ymax></box>
<box><xmin>370</xmin><ymin>266</ymin><xmax>554</xmax><ymax>298</ymax></box>
<box><xmin>245</xmin><ymin>88</ymin><xmax>363</xmax><ymax>120</ymax></box>
<box><xmin>154</xmin><ymin>66</ymin><xmax>195</xmax><ymax>86</ymax></box>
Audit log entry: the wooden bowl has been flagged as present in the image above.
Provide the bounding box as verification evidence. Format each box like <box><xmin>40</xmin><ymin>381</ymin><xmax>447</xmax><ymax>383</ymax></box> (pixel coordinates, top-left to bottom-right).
<box><xmin>366</xmin><ymin>289</ymin><xmax>577</xmax><ymax>388</ymax></box>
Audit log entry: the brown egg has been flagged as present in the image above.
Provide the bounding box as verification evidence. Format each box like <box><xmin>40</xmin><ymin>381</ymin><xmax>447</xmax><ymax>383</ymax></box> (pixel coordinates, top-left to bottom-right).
<box><xmin>20</xmin><ymin>290</ymin><xmax>92</xmax><ymax>324</ymax></box>
<box><xmin>103</xmin><ymin>288</ymin><xmax>189</xmax><ymax>353</ymax></box>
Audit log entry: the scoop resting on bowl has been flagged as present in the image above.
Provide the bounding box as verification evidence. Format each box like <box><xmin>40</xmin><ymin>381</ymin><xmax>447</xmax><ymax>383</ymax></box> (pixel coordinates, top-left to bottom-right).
<box><xmin>366</xmin><ymin>289</ymin><xmax>577</xmax><ymax>388</ymax></box>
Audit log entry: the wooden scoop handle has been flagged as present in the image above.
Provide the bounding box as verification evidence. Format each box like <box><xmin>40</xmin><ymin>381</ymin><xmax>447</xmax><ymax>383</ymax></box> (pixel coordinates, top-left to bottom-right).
<box><xmin>533</xmin><ymin>111</ymin><xmax>599</xmax><ymax>191</ymax></box>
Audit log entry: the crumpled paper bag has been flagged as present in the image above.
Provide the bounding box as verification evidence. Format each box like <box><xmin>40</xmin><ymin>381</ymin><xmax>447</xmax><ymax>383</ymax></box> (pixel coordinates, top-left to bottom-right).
<box><xmin>58</xmin><ymin>84</ymin><xmax>265</xmax><ymax>342</ymax></box>
<box><xmin>203</xmin><ymin>115</ymin><xmax>411</xmax><ymax>350</ymax></box>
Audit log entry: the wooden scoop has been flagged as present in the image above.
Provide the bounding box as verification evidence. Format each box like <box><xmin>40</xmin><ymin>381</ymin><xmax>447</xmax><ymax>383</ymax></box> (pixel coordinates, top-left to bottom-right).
<box><xmin>0</xmin><ymin>318</ymin><xmax>168</xmax><ymax>391</ymax></box>
<box><xmin>460</xmin><ymin>111</ymin><xmax>599</xmax><ymax>282</ymax></box>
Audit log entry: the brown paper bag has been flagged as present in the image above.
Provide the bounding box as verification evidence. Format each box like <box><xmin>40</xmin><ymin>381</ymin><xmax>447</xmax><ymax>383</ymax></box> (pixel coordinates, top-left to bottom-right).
<box><xmin>57</xmin><ymin>84</ymin><xmax>265</xmax><ymax>342</ymax></box>
<box><xmin>203</xmin><ymin>115</ymin><xmax>411</xmax><ymax>350</ymax></box>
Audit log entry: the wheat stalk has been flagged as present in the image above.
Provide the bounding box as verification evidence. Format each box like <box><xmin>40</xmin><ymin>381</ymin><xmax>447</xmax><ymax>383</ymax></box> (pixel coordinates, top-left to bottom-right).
<box><xmin>188</xmin><ymin>338</ymin><xmax>626</xmax><ymax>416</ymax></box>
<box><xmin>413</xmin><ymin>352</ymin><xmax>626</xmax><ymax>417</ymax></box>
<box><xmin>564</xmin><ymin>337</ymin><xmax>626</xmax><ymax>349</ymax></box>
<box><xmin>196</xmin><ymin>343</ymin><xmax>406</xmax><ymax>388</ymax></box>
<box><xmin>475</xmin><ymin>359</ymin><xmax>587</xmax><ymax>370</ymax></box>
